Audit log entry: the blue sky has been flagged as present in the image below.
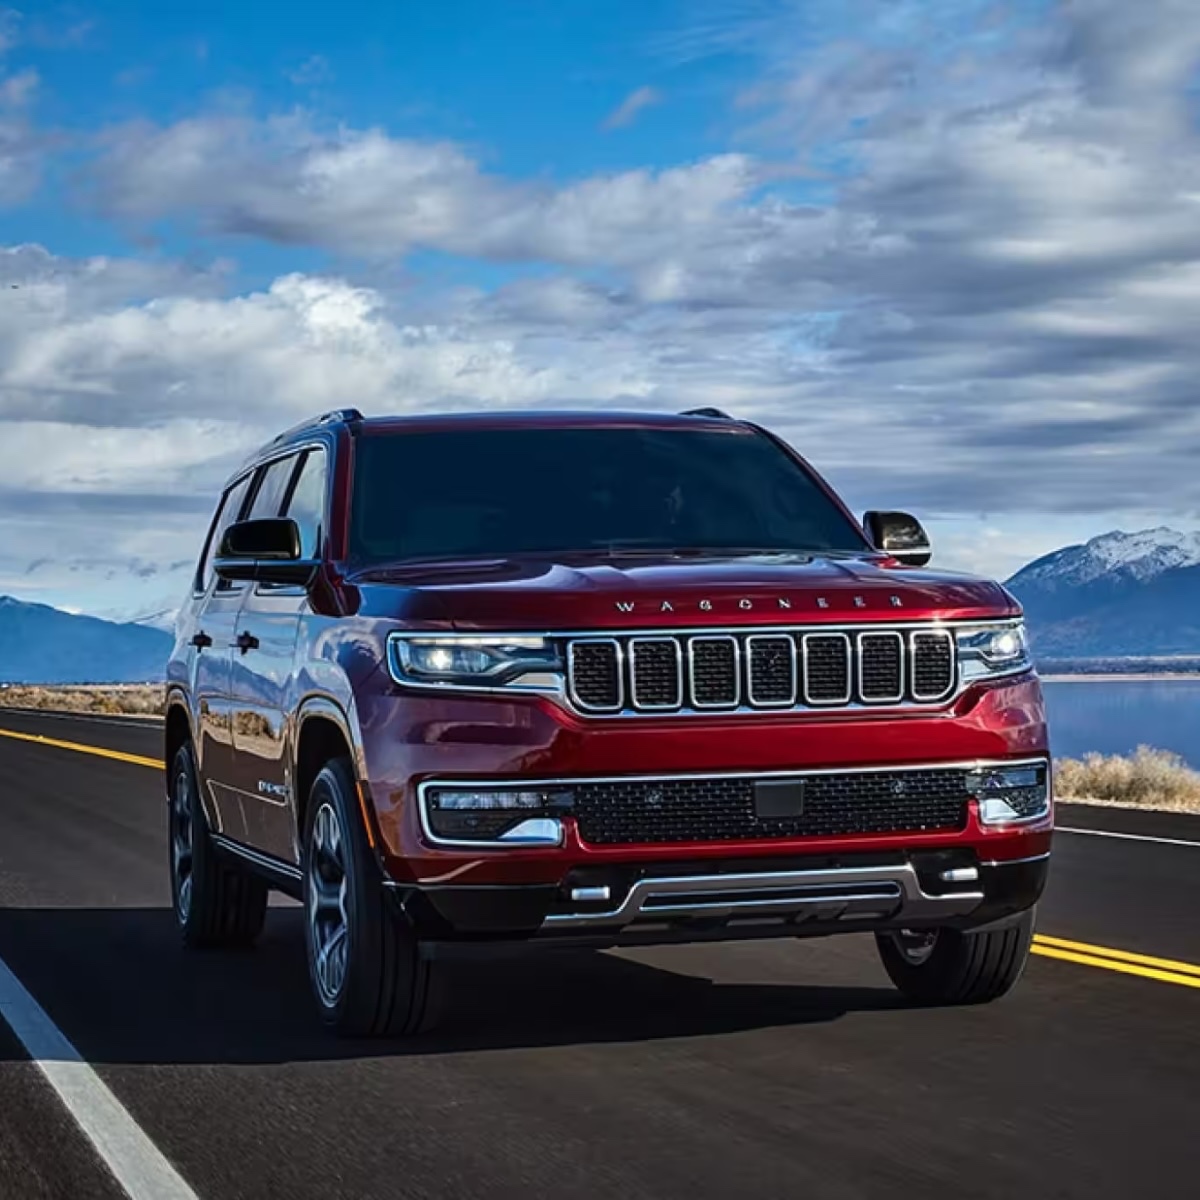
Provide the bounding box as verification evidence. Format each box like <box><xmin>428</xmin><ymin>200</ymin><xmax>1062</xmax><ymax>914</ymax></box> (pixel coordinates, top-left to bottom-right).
<box><xmin>2</xmin><ymin>0</ymin><xmax>1199</xmax><ymax>618</ymax></box>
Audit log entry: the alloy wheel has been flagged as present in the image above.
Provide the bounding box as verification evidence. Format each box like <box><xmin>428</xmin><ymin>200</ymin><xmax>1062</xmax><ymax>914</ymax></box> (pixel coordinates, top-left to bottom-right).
<box><xmin>171</xmin><ymin>764</ymin><xmax>195</xmax><ymax>923</ymax></box>
<box><xmin>891</xmin><ymin>928</ymin><xmax>939</xmax><ymax>966</ymax></box>
<box><xmin>308</xmin><ymin>801</ymin><xmax>350</xmax><ymax>1007</ymax></box>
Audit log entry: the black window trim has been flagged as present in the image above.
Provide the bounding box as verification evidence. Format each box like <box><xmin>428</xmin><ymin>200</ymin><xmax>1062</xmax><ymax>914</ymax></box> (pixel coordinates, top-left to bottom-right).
<box><xmin>193</xmin><ymin>439</ymin><xmax>330</xmax><ymax>599</ymax></box>
<box><xmin>251</xmin><ymin>445</ymin><xmax>332</xmax><ymax>598</ymax></box>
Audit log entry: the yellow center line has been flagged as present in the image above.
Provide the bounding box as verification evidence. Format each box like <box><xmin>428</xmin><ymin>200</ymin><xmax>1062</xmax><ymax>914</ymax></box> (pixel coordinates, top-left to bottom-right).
<box><xmin>2</xmin><ymin>721</ymin><xmax>1200</xmax><ymax>991</ymax></box>
<box><xmin>1032</xmin><ymin>942</ymin><xmax>1200</xmax><ymax>990</ymax></box>
<box><xmin>1033</xmin><ymin>933</ymin><xmax>1200</xmax><ymax>980</ymax></box>
<box><xmin>0</xmin><ymin>726</ymin><xmax>162</xmax><ymax>771</ymax></box>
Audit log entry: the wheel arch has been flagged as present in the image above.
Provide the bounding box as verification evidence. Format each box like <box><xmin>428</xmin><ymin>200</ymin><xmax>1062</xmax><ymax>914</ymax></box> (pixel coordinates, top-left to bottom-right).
<box><xmin>164</xmin><ymin>690</ymin><xmax>193</xmax><ymax>776</ymax></box>
<box><xmin>293</xmin><ymin>697</ymin><xmax>368</xmax><ymax>847</ymax></box>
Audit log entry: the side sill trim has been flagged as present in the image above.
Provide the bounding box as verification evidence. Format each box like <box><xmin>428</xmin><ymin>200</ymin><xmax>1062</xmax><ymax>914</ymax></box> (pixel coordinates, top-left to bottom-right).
<box><xmin>210</xmin><ymin>834</ymin><xmax>302</xmax><ymax>882</ymax></box>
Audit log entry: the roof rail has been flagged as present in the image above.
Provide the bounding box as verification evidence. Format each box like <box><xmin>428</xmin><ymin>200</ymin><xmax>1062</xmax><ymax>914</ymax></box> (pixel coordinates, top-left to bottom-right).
<box><xmin>679</xmin><ymin>407</ymin><xmax>733</xmax><ymax>420</ymax></box>
<box><xmin>270</xmin><ymin>407</ymin><xmax>365</xmax><ymax>445</ymax></box>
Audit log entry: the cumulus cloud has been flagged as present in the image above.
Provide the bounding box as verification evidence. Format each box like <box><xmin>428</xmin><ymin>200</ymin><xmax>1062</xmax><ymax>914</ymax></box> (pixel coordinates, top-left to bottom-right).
<box><xmin>87</xmin><ymin>113</ymin><xmax>769</xmax><ymax>276</ymax></box>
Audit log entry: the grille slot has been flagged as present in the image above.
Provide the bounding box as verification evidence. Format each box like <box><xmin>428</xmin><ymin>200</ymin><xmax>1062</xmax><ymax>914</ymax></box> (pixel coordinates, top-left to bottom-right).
<box><xmin>573</xmin><ymin>768</ymin><xmax>971</xmax><ymax>845</ymax></box>
<box><xmin>746</xmin><ymin>635</ymin><xmax>797</xmax><ymax>706</ymax></box>
<box><xmin>689</xmin><ymin>636</ymin><xmax>739</xmax><ymax>708</ymax></box>
<box><xmin>629</xmin><ymin>638</ymin><xmax>683</xmax><ymax>710</ymax></box>
<box><xmin>911</xmin><ymin>631</ymin><xmax>956</xmax><ymax>700</ymax></box>
<box><xmin>568</xmin><ymin>640</ymin><xmax>623</xmax><ymax>712</ymax></box>
<box><xmin>859</xmin><ymin>632</ymin><xmax>904</xmax><ymax>703</ymax></box>
<box><xmin>802</xmin><ymin>634</ymin><xmax>852</xmax><ymax>705</ymax></box>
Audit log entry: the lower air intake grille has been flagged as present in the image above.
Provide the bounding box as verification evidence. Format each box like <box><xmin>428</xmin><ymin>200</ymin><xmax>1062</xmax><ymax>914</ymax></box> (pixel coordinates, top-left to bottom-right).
<box><xmin>573</xmin><ymin>768</ymin><xmax>971</xmax><ymax>845</ymax></box>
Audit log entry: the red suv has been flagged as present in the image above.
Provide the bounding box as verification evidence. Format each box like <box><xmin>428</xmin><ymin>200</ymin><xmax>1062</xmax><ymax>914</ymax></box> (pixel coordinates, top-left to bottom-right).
<box><xmin>165</xmin><ymin>407</ymin><xmax>1051</xmax><ymax>1036</ymax></box>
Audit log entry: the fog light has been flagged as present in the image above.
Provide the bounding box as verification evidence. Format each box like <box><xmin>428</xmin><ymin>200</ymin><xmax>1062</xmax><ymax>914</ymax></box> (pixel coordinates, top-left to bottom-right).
<box><xmin>424</xmin><ymin>786</ymin><xmax>574</xmax><ymax>844</ymax></box>
<box><xmin>966</xmin><ymin>763</ymin><xmax>1050</xmax><ymax>825</ymax></box>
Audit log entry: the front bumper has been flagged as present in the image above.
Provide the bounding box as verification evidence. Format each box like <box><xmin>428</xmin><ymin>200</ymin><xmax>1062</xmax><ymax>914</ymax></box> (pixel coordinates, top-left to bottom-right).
<box><xmin>362</xmin><ymin>672</ymin><xmax>1051</xmax><ymax>884</ymax></box>
<box><xmin>391</xmin><ymin>850</ymin><xmax>1049</xmax><ymax>948</ymax></box>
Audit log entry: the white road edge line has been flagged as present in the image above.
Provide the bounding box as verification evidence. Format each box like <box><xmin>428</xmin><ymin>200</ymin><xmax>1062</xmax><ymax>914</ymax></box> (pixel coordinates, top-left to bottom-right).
<box><xmin>0</xmin><ymin>955</ymin><xmax>199</xmax><ymax>1200</ymax></box>
<box><xmin>1056</xmin><ymin>826</ymin><xmax>1200</xmax><ymax>849</ymax></box>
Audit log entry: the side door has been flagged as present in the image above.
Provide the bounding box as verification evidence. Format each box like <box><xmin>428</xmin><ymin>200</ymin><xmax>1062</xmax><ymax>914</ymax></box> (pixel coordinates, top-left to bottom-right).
<box><xmin>190</xmin><ymin>472</ymin><xmax>254</xmax><ymax>835</ymax></box>
<box><xmin>229</xmin><ymin>447</ymin><xmax>329</xmax><ymax>862</ymax></box>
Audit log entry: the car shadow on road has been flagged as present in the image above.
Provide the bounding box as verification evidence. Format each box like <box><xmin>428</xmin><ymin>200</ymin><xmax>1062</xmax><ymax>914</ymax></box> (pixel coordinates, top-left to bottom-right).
<box><xmin>0</xmin><ymin>906</ymin><xmax>907</xmax><ymax>1065</ymax></box>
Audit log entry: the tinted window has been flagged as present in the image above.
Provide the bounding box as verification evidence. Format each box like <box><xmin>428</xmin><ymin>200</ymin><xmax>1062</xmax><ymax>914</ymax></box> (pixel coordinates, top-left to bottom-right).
<box><xmin>284</xmin><ymin>449</ymin><xmax>328</xmax><ymax>558</ymax></box>
<box><xmin>349</xmin><ymin>427</ymin><xmax>867</xmax><ymax>563</ymax></box>
<box><xmin>246</xmin><ymin>455</ymin><xmax>299</xmax><ymax>521</ymax></box>
<box><xmin>196</xmin><ymin>474</ymin><xmax>253</xmax><ymax>592</ymax></box>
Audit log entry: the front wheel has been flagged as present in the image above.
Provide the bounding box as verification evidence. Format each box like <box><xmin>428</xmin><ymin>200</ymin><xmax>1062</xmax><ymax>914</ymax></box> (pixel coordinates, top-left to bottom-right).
<box><xmin>875</xmin><ymin>910</ymin><xmax>1034</xmax><ymax>1005</ymax></box>
<box><xmin>302</xmin><ymin>758</ymin><xmax>440</xmax><ymax>1037</ymax></box>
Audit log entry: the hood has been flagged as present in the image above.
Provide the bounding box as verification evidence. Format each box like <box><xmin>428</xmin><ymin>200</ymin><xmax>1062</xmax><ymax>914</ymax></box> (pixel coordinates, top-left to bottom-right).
<box><xmin>348</xmin><ymin>551</ymin><xmax>1017</xmax><ymax>630</ymax></box>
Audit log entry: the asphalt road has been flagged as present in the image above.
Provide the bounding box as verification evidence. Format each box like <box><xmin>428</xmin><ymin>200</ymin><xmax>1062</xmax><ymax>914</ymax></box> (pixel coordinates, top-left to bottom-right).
<box><xmin>0</xmin><ymin>708</ymin><xmax>1197</xmax><ymax>1200</ymax></box>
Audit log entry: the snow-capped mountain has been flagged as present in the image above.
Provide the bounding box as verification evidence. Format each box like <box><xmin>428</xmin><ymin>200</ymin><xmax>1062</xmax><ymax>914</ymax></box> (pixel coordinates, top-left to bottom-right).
<box><xmin>1006</xmin><ymin>528</ymin><xmax>1200</xmax><ymax>657</ymax></box>
<box><xmin>1010</xmin><ymin>528</ymin><xmax>1200</xmax><ymax>590</ymax></box>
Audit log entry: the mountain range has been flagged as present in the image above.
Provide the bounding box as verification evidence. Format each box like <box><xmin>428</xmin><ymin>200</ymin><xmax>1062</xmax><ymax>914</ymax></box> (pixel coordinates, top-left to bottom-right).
<box><xmin>0</xmin><ymin>527</ymin><xmax>1197</xmax><ymax>682</ymax></box>
<box><xmin>0</xmin><ymin>596</ymin><xmax>173</xmax><ymax>685</ymax></box>
<box><xmin>1004</xmin><ymin>528</ymin><xmax>1200</xmax><ymax>658</ymax></box>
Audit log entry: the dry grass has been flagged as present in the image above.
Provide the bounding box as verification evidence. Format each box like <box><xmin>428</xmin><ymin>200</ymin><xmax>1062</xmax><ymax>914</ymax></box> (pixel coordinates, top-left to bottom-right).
<box><xmin>0</xmin><ymin>684</ymin><xmax>164</xmax><ymax>717</ymax></box>
<box><xmin>1056</xmin><ymin>746</ymin><xmax>1200</xmax><ymax>813</ymax></box>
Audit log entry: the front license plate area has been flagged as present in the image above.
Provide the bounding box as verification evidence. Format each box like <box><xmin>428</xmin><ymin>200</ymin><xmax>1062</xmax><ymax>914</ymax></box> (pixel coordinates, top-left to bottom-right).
<box><xmin>754</xmin><ymin>780</ymin><xmax>806</xmax><ymax>819</ymax></box>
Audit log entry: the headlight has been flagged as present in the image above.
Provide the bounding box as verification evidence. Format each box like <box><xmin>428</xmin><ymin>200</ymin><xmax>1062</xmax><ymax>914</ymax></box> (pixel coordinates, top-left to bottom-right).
<box><xmin>955</xmin><ymin>620</ymin><xmax>1032</xmax><ymax>683</ymax></box>
<box><xmin>387</xmin><ymin>634</ymin><xmax>563</xmax><ymax>691</ymax></box>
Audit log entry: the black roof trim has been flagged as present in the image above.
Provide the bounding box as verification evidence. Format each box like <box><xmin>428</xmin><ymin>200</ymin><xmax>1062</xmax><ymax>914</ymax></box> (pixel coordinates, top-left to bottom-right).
<box><xmin>678</xmin><ymin>407</ymin><xmax>733</xmax><ymax>420</ymax></box>
<box><xmin>270</xmin><ymin>407</ymin><xmax>365</xmax><ymax>446</ymax></box>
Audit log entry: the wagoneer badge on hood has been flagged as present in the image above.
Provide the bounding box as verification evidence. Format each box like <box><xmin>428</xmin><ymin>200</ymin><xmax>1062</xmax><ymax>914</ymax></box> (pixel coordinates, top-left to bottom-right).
<box><xmin>615</xmin><ymin>595</ymin><xmax>905</xmax><ymax>613</ymax></box>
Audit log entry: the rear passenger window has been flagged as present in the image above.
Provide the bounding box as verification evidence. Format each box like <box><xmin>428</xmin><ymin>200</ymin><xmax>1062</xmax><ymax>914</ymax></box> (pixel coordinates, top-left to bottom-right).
<box><xmin>196</xmin><ymin>474</ymin><xmax>253</xmax><ymax>593</ymax></box>
<box><xmin>284</xmin><ymin>450</ymin><xmax>328</xmax><ymax>558</ymax></box>
<box><xmin>246</xmin><ymin>455</ymin><xmax>300</xmax><ymax>521</ymax></box>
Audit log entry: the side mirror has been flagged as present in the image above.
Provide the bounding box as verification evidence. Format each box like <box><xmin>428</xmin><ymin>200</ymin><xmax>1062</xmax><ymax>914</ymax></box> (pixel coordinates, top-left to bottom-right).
<box><xmin>863</xmin><ymin>511</ymin><xmax>932</xmax><ymax>567</ymax></box>
<box><xmin>214</xmin><ymin>518</ymin><xmax>318</xmax><ymax>585</ymax></box>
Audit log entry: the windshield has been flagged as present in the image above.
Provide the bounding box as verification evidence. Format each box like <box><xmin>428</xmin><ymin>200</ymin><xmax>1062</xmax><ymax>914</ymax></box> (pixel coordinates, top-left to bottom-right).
<box><xmin>349</xmin><ymin>426</ymin><xmax>869</xmax><ymax>563</ymax></box>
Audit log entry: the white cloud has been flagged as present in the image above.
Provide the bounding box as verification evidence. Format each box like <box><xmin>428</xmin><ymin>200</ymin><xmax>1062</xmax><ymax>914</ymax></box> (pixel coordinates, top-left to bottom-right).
<box><xmin>88</xmin><ymin>114</ymin><xmax>769</xmax><ymax>277</ymax></box>
<box><xmin>602</xmin><ymin>85</ymin><xmax>663</xmax><ymax>130</ymax></box>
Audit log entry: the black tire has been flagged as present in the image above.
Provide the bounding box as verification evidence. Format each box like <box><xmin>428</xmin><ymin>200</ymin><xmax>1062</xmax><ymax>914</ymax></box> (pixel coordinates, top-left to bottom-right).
<box><xmin>301</xmin><ymin>757</ymin><xmax>439</xmax><ymax>1037</ymax></box>
<box><xmin>875</xmin><ymin>910</ymin><xmax>1035</xmax><ymax>1006</ymax></box>
<box><xmin>168</xmin><ymin>743</ymin><xmax>268</xmax><ymax>948</ymax></box>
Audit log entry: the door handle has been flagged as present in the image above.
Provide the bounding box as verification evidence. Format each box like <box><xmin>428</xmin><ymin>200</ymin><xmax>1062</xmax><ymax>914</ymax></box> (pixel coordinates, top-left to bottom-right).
<box><xmin>234</xmin><ymin>631</ymin><xmax>260</xmax><ymax>654</ymax></box>
<box><xmin>190</xmin><ymin>631</ymin><xmax>213</xmax><ymax>649</ymax></box>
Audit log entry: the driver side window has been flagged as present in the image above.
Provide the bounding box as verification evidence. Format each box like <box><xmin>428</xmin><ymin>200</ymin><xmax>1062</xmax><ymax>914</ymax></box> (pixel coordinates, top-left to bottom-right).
<box><xmin>196</xmin><ymin>474</ymin><xmax>253</xmax><ymax>594</ymax></box>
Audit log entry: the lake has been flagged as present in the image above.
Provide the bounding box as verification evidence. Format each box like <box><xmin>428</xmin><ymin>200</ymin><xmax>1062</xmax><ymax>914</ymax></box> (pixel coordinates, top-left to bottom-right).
<box><xmin>1041</xmin><ymin>678</ymin><xmax>1200</xmax><ymax>768</ymax></box>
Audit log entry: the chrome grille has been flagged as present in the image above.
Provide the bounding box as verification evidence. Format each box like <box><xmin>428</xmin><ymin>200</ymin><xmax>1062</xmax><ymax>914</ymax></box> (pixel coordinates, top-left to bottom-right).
<box><xmin>911</xmin><ymin>630</ymin><xmax>955</xmax><ymax>701</ymax></box>
<box><xmin>689</xmin><ymin>636</ymin><xmax>739</xmax><ymax>708</ymax></box>
<box><xmin>859</xmin><ymin>632</ymin><xmax>904</xmax><ymax>703</ymax></box>
<box><xmin>565</xmin><ymin>624</ymin><xmax>962</xmax><ymax>715</ymax></box>
<box><xmin>568</xmin><ymin>640</ymin><xmax>622</xmax><ymax>711</ymax></box>
<box><xmin>746</xmin><ymin>636</ymin><xmax>797</xmax><ymax>706</ymax></box>
<box><xmin>630</xmin><ymin>638</ymin><xmax>682</xmax><ymax>710</ymax></box>
<box><xmin>803</xmin><ymin>634</ymin><xmax>852</xmax><ymax>705</ymax></box>
<box><xmin>573</xmin><ymin>767</ymin><xmax>971</xmax><ymax>845</ymax></box>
